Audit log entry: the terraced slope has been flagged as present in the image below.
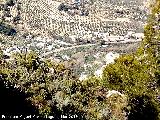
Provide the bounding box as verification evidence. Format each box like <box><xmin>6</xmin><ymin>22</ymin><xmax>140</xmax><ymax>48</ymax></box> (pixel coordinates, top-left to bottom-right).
<box><xmin>19</xmin><ymin>0</ymin><xmax>147</xmax><ymax>37</ymax></box>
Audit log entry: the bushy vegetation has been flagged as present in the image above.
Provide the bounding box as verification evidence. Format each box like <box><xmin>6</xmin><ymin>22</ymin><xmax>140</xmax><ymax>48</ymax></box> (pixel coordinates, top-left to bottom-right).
<box><xmin>0</xmin><ymin>0</ymin><xmax>160</xmax><ymax>119</ymax></box>
<box><xmin>102</xmin><ymin>0</ymin><xmax>160</xmax><ymax>119</ymax></box>
<box><xmin>0</xmin><ymin>48</ymin><xmax>129</xmax><ymax>119</ymax></box>
<box><xmin>0</xmin><ymin>50</ymin><xmax>128</xmax><ymax>119</ymax></box>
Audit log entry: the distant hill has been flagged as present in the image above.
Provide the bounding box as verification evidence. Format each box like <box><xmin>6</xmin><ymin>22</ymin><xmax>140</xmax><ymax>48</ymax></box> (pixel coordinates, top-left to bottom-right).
<box><xmin>14</xmin><ymin>0</ymin><xmax>148</xmax><ymax>37</ymax></box>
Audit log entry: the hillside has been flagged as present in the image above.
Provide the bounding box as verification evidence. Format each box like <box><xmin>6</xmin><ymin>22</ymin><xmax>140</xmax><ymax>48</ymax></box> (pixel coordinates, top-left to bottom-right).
<box><xmin>0</xmin><ymin>0</ymin><xmax>149</xmax><ymax>77</ymax></box>
<box><xmin>0</xmin><ymin>0</ymin><xmax>160</xmax><ymax>120</ymax></box>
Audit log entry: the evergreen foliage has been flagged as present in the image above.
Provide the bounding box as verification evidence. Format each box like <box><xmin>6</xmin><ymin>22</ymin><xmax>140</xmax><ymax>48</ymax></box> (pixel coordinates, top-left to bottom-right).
<box><xmin>0</xmin><ymin>51</ymin><xmax>127</xmax><ymax>119</ymax></box>
<box><xmin>102</xmin><ymin>0</ymin><xmax>160</xmax><ymax>119</ymax></box>
<box><xmin>0</xmin><ymin>0</ymin><xmax>160</xmax><ymax>119</ymax></box>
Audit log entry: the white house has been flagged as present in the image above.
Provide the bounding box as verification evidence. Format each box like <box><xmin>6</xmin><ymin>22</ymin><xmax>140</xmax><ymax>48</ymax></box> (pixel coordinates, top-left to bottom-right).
<box><xmin>36</xmin><ymin>42</ymin><xmax>45</xmax><ymax>48</ymax></box>
<box><xmin>132</xmin><ymin>33</ymin><xmax>144</xmax><ymax>39</ymax></box>
<box><xmin>62</xmin><ymin>55</ymin><xmax>70</xmax><ymax>60</ymax></box>
<box><xmin>107</xmin><ymin>35</ymin><xmax>122</xmax><ymax>42</ymax></box>
<box><xmin>125</xmin><ymin>31</ymin><xmax>135</xmax><ymax>38</ymax></box>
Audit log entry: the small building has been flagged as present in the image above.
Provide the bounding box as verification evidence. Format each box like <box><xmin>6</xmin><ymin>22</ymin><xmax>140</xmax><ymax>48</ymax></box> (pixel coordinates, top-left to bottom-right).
<box><xmin>69</xmin><ymin>0</ymin><xmax>83</xmax><ymax>5</ymax></box>
<box><xmin>107</xmin><ymin>35</ymin><xmax>122</xmax><ymax>42</ymax></box>
<box><xmin>132</xmin><ymin>33</ymin><xmax>144</xmax><ymax>39</ymax></box>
